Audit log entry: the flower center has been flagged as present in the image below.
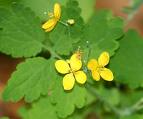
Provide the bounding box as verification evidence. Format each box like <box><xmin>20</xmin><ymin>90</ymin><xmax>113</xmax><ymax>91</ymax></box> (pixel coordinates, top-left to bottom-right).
<box><xmin>69</xmin><ymin>68</ymin><xmax>75</xmax><ymax>74</ymax></box>
<box><xmin>97</xmin><ymin>65</ymin><xmax>104</xmax><ymax>72</ymax></box>
<box><xmin>48</xmin><ymin>12</ymin><xmax>54</xmax><ymax>18</ymax></box>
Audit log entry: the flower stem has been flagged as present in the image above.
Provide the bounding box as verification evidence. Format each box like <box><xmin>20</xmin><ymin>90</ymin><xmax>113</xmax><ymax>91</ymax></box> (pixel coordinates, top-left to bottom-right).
<box><xmin>86</xmin><ymin>83</ymin><xmax>143</xmax><ymax>117</ymax></box>
<box><xmin>41</xmin><ymin>44</ymin><xmax>62</xmax><ymax>59</ymax></box>
<box><xmin>126</xmin><ymin>0</ymin><xmax>143</xmax><ymax>25</ymax></box>
<box><xmin>41</xmin><ymin>20</ymin><xmax>71</xmax><ymax>60</ymax></box>
<box><xmin>59</xmin><ymin>20</ymin><xmax>71</xmax><ymax>37</ymax></box>
<box><xmin>86</xmin><ymin>83</ymin><xmax>121</xmax><ymax>117</ymax></box>
<box><xmin>59</xmin><ymin>20</ymin><xmax>68</xmax><ymax>26</ymax></box>
<box><xmin>129</xmin><ymin>97</ymin><xmax>143</xmax><ymax>113</ymax></box>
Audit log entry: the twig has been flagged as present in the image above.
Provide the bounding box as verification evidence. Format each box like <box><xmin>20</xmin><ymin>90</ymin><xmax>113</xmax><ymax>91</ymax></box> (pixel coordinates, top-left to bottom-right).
<box><xmin>85</xmin><ymin>83</ymin><xmax>121</xmax><ymax>117</ymax></box>
<box><xmin>129</xmin><ymin>97</ymin><xmax>143</xmax><ymax>113</ymax></box>
<box><xmin>126</xmin><ymin>0</ymin><xmax>143</xmax><ymax>25</ymax></box>
<box><xmin>86</xmin><ymin>82</ymin><xmax>143</xmax><ymax>118</ymax></box>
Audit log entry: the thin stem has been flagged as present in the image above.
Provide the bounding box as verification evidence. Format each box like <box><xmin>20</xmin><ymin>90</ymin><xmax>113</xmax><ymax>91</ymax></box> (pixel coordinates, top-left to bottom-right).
<box><xmin>86</xmin><ymin>83</ymin><xmax>121</xmax><ymax>117</ymax></box>
<box><xmin>67</xmin><ymin>25</ymin><xmax>71</xmax><ymax>38</ymax></box>
<box><xmin>84</xmin><ymin>41</ymin><xmax>91</xmax><ymax>65</ymax></box>
<box><xmin>86</xmin><ymin>82</ymin><xmax>143</xmax><ymax>117</ymax></box>
<box><xmin>59</xmin><ymin>20</ymin><xmax>71</xmax><ymax>37</ymax></box>
<box><xmin>82</xmin><ymin>43</ymin><xmax>91</xmax><ymax>73</ymax></box>
<box><xmin>41</xmin><ymin>20</ymin><xmax>71</xmax><ymax>59</ymax></box>
<box><xmin>126</xmin><ymin>0</ymin><xmax>143</xmax><ymax>25</ymax></box>
<box><xmin>126</xmin><ymin>10</ymin><xmax>137</xmax><ymax>24</ymax></box>
<box><xmin>59</xmin><ymin>20</ymin><xmax>68</xmax><ymax>26</ymax></box>
<box><xmin>129</xmin><ymin>97</ymin><xmax>143</xmax><ymax>113</ymax></box>
<box><xmin>41</xmin><ymin>44</ymin><xmax>62</xmax><ymax>59</ymax></box>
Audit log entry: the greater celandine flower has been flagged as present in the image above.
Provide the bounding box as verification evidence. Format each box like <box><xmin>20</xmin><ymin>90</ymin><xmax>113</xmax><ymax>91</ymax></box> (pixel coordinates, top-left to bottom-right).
<box><xmin>87</xmin><ymin>52</ymin><xmax>114</xmax><ymax>81</ymax></box>
<box><xmin>42</xmin><ymin>3</ymin><xmax>61</xmax><ymax>32</ymax></box>
<box><xmin>55</xmin><ymin>53</ymin><xmax>87</xmax><ymax>90</ymax></box>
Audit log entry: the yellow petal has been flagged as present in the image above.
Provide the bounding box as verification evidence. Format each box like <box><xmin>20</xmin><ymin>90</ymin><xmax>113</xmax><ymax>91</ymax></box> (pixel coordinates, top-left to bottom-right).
<box><xmin>87</xmin><ymin>59</ymin><xmax>98</xmax><ymax>71</ymax></box>
<box><xmin>63</xmin><ymin>73</ymin><xmax>75</xmax><ymax>90</ymax></box>
<box><xmin>91</xmin><ymin>70</ymin><xmax>100</xmax><ymax>81</ymax></box>
<box><xmin>74</xmin><ymin>71</ymin><xmax>87</xmax><ymax>84</ymax></box>
<box><xmin>98</xmin><ymin>52</ymin><xmax>110</xmax><ymax>67</ymax></box>
<box><xmin>55</xmin><ymin>60</ymin><xmax>70</xmax><ymax>74</ymax></box>
<box><xmin>70</xmin><ymin>53</ymin><xmax>82</xmax><ymax>71</ymax></box>
<box><xmin>99</xmin><ymin>68</ymin><xmax>114</xmax><ymax>81</ymax></box>
<box><xmin>42</xmin><ymin>18</ymin><xmax>57</xmax><ymax>32</ymax></box>
<box><xmin>45</xmin><ymin>23</ymin><xmax>57</xmax><ymax>32</ymax></box>
<box><xmin>54</xmin><ymin>3</ymin><xmax>61</xmax><ymax>20</ymax></box>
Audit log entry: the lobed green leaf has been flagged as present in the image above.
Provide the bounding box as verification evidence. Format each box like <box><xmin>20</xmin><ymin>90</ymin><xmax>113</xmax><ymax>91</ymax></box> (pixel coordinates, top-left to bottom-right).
<box><xmin>19</xmin><ymin>96</ymin><xmax>58</xmax><ymax>119</ymax></box>
<box><xmin>78</xmin><ymin>10</ymin><xmax>124</xmax><ymax>59</ymax></box>
<box><xmin>21</xmin><ymin>0</ymin><xmax>95</xmax><ymax>22</ymax></box>
<box><xmin>3</xmin><ymin>57</ymin><xmax>55</xmax><ymax>102</ymax></box>
<box><xmin>0</xmin><ymin>4</ymin><xmax>45</xmax><ymax>57</ymax></box>
<box><xmin>50</xmin><ymin>77</ymin><xmax>87</xmax><ymax>118</ymax></box>
<box><xmin>49</xmin><ymin>0</ymin><xmax>84</xmax><ymax>55</ymax></box>
<box><xmin>110</xmin><ymin>30</ymin><xmax>143</xmax><ymax>89</ymax></box>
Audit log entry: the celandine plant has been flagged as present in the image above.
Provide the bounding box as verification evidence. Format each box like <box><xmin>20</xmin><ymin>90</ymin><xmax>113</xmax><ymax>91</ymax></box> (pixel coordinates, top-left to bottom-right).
<box><xmin>0</xmin><ymin>0</ymin><xmax>143</xmax><ymax>119</ymax></box>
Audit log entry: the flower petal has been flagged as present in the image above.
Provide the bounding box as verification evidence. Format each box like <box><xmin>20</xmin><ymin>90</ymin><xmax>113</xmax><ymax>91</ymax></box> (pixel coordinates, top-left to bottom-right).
<box><xmin>70</xmin><ymin>53</ymin><xmax>82</xmax><ymax>71</ymax></box>
<box><xmin>42</xmin><ymin>18</ymin><xmax>57</xmax><ymax>32</ymax></box>
<box><xmin>99</xmin><ymin>68</ymin><xmax>114</xmax><ymax>81</ymax></box>
<box><xmin>74</xmin><ymin>71</ymin><xmax>87</xmax><ymax>84</ymax></box>
<box><xmin>55</xmin><ymin>60</ymin><xmax>70</xmax><ymax>74</ymax></box>
<box><xmin>54</xmin><ymin>3</ymin><xmax>61</xmax><ymax>20</ymax></box>
<box><xmin>87</xmin><ymin>59</ymin><xmax>98</xmax><ymax>71</ymax></box>
<box><xmin>91</xmin><ymin>70</ymin><xmax>100</xmax><ymax>81</ymax></box>
<box><xmin>98</xmin><ymin>52</ymin><xmax>110</xmax><ymax>67</ymax></box>
<box><xmin>63</xmin><ymin>73</ymin><xmax>75</xmax><ymax>90</ymax></box>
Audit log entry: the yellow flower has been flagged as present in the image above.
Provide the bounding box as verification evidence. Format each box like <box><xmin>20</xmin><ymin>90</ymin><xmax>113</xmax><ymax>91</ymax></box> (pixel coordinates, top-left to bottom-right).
<box><xmin>87</xmin><ymin>52</ymin><xmax>114</xmax><ymax>81</ymax></box>
<box><xmin>55</xmin><ymin>53</ymin><xmax>87</xmax><ymax>90</ymax></box>
<box><xmin>42</xmin><ymin>3</ymin><xmax>61</xmax><ymax>32</ymax></box>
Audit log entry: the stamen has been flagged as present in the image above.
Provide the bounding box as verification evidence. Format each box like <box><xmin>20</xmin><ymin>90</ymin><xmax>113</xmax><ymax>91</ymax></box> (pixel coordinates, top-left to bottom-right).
<box><xmin>48</xmin><ymin>12</ymin><xmax>54</xmax><ymax>17</ymax></box>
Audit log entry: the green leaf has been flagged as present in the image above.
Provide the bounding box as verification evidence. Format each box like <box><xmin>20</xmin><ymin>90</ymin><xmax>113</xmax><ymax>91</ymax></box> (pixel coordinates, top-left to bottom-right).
<box><xmin>49</xmin><ymin>0</ymin><xmax>84</xmax><ymax>55</ymax></box>
<box><xmin>67</xmin><ymin>109</ymin><xmax>88</xmax><ymax>119</ymax></box>
<box><xmin>19</xmin><ymin>97</ymin><xmax>89</xmax><ymax>119</ymax></box>
<box><xmin>21</xmin><ymin>0</ymin><xmax>95</xmax><ymax>22</ymax></box>
<box><xmin>78</xmin><ymin>10</ymin><xmax>124</xmax><ymax>58</ymax></box>
<box><xmin>50</xmin><ymin>75</ymin><xmax>87</xmax><ymax>118</ymax></box>
<box><xmin>110</xmin><ymin>30</ymin><xmax>143</xmax><ymax>89</ymax></box>
<box><xmin>0</xmin><ymin>0</ymin><xmax>18</xmax><ymax>7</ymax></box>
<box><xmin>18</xmin><ymin>82</ymin><xmax>87</xmax><ymax>119</ymax></box>
<box><xmin>21</xmin><ymin>0</ymin><xmax>66</xmax><ymax>21</ymax></box>
<box><xmin>119</xmin><ymin>90</ymin><xmax>143</xmax><ymax>108</ymax></box>
<box><xmin>0</xmin><ymin>4</ymin><xmax>45</xmax><ymax>57</ymax></box>
<box><xmin>3</xmin><ymin>57</ymin><xmax>54</xmax><ymax>102</ymax></box>
<box><xmin>97</xmin><ymin>86</ymin><xmax>120</xmax><ymax>107</ymax></box>
<box><xmin>120</xmin><ymin>114</ymin><xmax>143</xmax><ymax>119</ymax></box>
<box><xmin>75</xmin><ymin>0</ymin><xmax>95</xmax><ymax>22</ymax></box>
<box><xmin>3</xmin><ymin>56</ymin><xmax>87</xmax><ymax>117</ymax></box>
<box><xmin>19</xmin><ymin>96</ymin><xmax>58</xmax><ymax>119</ymax></box>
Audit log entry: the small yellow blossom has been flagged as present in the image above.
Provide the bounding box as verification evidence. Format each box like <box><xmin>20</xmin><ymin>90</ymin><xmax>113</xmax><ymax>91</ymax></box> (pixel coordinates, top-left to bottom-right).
<box><xmin>55</xmin><ymin>53</ymin><xmax>87</xmax><ymax>90</ymax></box>
<box><xmin>87</xmin><ymin>52</ymin><xmax>114</xmax><ymax>81</ymax></box>
<box><xmin>42</xmin><ymin>3</ymin><xmax>61</xmax><ymax>32</ymax></box>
